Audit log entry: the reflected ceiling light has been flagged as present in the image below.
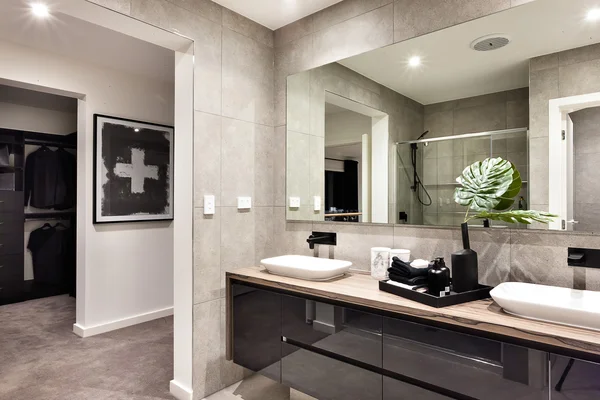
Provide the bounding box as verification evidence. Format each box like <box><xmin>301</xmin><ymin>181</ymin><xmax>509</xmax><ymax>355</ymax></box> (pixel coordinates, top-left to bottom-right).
<box><xmin>134</xmin><ymin>128</ymin><xmax>140</xmax><ymax>132</ymax></box>
<box><xmin>587</xmin><ymin>8</ymin><xmax>600</xmax><ymax>21</ymax></box>
<box><xmin>408</xmin><ymin>56</ymin><xmax>421</xmax><ymax>67</ymax></box>
<box><xmin>31</xmin><ymin>2</ymin><xmax>50</xmax><ymax>18</ymax></box>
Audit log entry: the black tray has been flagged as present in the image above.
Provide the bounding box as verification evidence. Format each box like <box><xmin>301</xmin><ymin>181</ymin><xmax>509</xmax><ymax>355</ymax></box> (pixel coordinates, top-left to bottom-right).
<box><xmin>379</xmin><ymin>280</ymin><xmax>492</xmax><ymax>308</ymax></box>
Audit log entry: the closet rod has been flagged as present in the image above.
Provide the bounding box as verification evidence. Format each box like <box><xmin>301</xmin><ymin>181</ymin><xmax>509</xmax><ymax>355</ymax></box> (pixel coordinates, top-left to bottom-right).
<box><xmin>24</xmin><ymin>139</ymin><xmax>77</xmax><ymax>149</ymax></box>
<box><xmin>23</xmin><ymin>131</ymin><xmax>77</xmax><ymax>149</ymax></box>
<box><xmin>25</xmin><ymin>211</ymin><xmax>75</xmax><ymax>221</ymax></box>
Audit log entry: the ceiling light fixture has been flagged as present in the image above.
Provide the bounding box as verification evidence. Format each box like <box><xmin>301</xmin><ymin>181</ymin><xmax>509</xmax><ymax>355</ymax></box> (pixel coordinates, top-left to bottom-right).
<box><xmin>587</xmin><ymin>8</ymin><xmax>600</xmax><ymax>21</ymax></box>
<box><xmin>408</xmin><ymin>56</ymin><xmax>421</xmax><ymax>67</ymax></box>
<box><xmin>134</xmin><ymin>128</ymin><xmax>140</xmax><ymax>132</ymax></box>
<box><xmin>31</xmin><ymin>2</ymin><xmax>50</xmax><ymax>18</ymax></box>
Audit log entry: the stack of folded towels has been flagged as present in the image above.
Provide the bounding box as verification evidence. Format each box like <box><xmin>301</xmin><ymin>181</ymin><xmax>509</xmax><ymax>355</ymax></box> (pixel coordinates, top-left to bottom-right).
<box><xmin>387</xmin><ymin>257</ymin><xmax>430</xmax><ymax>287</ymax></box>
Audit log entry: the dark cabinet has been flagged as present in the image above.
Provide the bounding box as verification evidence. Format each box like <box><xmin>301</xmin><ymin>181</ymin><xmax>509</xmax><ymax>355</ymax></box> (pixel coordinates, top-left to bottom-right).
<box><xmin>282</xmin><ymin>342</ymin><xmax>382</xmax><ymax>400</ymax></box>
<box><xmin>383</xmin><ymin>317</ymin><xmax>549</xmax><ymax>400</ymax></box>
<box><xmin>550</xmin><ymin>355</ymin><xmax>600</xmax><ymax>399</ymax></box>
<box><xmin>282</xmin><ymin>294</ymin><xmax>382</xmax><ymax>367</ymax></box>
<box><xmin>232</xmin><ymin>284</ymin><xmax>282</xmax><ymax>381</ymax></box>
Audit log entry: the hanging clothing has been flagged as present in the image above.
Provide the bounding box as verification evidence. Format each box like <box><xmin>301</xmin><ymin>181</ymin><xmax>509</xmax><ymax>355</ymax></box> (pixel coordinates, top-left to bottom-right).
<box><xmin>24</xmin><ymin>147</ymin><xmax>76</xmax><ymax>209</ymax></box>
<box><xmin>27</xmin><ymin>224</ymin><xmax>74</xmax><ymax>286</ymax></box>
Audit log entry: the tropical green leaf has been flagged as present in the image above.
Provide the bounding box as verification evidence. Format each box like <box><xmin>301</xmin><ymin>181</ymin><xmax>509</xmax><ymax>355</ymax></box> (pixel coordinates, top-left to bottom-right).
<box><xmin>472</xmin><ymin>210</ymin><xmax>558</xmax><ymax>225</ymax></box>
<box><xmin>493</xmin><ymin>167</ymin><xmax>522</xmax><ymax>211</ymax></box>
<box><xmin>453</xmin><ymin>157</ymin><xmax>516</xmax><ymax>212</ymax></box>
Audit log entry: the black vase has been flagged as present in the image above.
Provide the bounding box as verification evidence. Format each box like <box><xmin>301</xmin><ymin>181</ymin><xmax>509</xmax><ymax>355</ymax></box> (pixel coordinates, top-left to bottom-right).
<box><xmin>451</xmin><ymin>223</ymin><xmax>479</xmax><ymax>293</ymax></box>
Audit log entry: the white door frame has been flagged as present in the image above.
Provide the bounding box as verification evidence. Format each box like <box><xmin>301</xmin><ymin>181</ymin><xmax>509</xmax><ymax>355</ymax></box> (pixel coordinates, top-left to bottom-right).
<box><xmin>549</xmin><ymin>92</ymin><xmax>600</xmax><ymax>230</ymax></box>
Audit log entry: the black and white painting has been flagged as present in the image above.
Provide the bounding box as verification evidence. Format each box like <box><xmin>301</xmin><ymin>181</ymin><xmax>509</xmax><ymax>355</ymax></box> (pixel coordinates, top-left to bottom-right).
<box><xmin>93</xmin><ymin>114</ymin><xmax>173</xmax><ymax>223</ymax></box>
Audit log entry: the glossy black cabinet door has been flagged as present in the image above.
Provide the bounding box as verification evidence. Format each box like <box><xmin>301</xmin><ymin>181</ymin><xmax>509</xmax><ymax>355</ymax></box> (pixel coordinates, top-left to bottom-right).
<box><xmin>281</xmin><ymin>294</ymin><xmax>382</xmax><ymax>367</ymax></box>
<box><xmin>551</xmin><ymin>355</ymin><xmax>600</xmax><ymax>399</ymax></box>
<box><xmin>232</xmin><ymin>283</ymin><xmax>281</xmax><ymax>381</ymax></box>
<box><xmin>383</xmin><ymin>376</ymin><xmax>451</xmax><ymax>400</ymax></box>
<box><xmin>282</xmin><ymin>342</ymin><xmax>382</xmax><ymax>400</ymax></box>
<box><xmin>383</xmin><ymin>317</ymin><xmax>549</xmax><ymax>400</ymax></box>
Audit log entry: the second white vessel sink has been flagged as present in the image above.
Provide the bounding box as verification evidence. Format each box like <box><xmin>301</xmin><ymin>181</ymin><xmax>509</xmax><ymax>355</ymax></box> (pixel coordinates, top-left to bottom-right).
<box><xmin>490</xmin><ymin>282</ymin><xmax>600</xmax><ymax>331</ymax></box>
<box><xmin>261</xmin><ymin>255</ymin><xmax>352</xmax><ymax>281</ymax></box>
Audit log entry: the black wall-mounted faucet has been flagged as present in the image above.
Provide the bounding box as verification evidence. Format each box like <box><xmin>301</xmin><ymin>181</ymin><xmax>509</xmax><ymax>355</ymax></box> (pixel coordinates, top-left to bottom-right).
<box><xmin>306</xmin><ymin>232</ymin><xmax>336</xmax><ymax>250</ymax></box>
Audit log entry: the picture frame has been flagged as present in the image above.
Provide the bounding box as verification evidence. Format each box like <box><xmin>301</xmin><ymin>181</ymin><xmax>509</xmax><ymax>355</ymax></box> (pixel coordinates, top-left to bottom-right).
<box><xmin>93</xmin><ymin>114</ymin><xmax>174</xmax><ymax>223</ymax></box>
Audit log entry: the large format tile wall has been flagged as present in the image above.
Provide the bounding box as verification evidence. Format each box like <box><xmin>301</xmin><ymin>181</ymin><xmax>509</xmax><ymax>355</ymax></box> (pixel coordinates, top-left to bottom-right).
<box><xmin>529</xmin><ymin>42</ymin><xmax>600</xmax><ymax>222</ymax></box>
<box><xmin>286</xmin><ymin>62</ymin><xmax>423</xmax><ymax>221</ymax></box>
<box><xmin>89</xmin><ymin>0</ymin><xmax>275</xmax><ymax>398</ymax></box>
<box><xmin>273</xmin><ymin>0</ymin><xmax>600</xmax><ymax>297</ymax></box>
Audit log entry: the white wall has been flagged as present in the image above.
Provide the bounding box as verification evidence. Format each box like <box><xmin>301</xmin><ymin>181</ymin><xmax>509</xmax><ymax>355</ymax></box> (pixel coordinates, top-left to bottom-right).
<box><xmin>0</xmin><ymin>39</ymin><xmax>175</xmax><ymax>332</ymax></box>
<box><xmin>324</xmin><ymin>111</ymin><xmax>371</xmax><ymax>147</ymax></box>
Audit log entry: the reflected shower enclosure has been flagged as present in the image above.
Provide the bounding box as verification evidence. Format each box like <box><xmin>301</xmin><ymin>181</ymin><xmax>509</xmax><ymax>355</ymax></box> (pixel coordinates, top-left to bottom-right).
<box><xmin>396</xmin><ymin>128</ymin><xmax>529</xmax><ymax>228</ymax></box>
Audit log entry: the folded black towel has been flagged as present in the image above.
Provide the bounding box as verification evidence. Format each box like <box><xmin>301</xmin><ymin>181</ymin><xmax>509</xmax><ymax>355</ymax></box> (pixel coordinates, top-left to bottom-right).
<box><xmin>388</xmin><ymin>257</ymin><xmax>429</xmax><ymax>278</ymax></box>
<box><xmin>388</xmin><ymin>273</ymin><xmax>428</xmax><ymax>286</ymax></box>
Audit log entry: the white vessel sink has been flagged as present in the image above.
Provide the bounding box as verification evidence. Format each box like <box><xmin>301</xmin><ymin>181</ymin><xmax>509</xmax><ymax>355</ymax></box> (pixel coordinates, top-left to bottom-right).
<box><xmin>490</xmin><ymin>282</ymin><xmax>600</xmax><ymax>331</ymax></box>
<box><xmin>261</xmin><ymin>255</ymin><xmax>352</xmax><ymax>281</ymax></box>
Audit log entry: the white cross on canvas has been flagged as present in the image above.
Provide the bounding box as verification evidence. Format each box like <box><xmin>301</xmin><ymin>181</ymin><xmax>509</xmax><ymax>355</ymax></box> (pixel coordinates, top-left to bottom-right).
<box><xmin>114</xmin><ymin>148</ymin><xmax>159</xmax><ymax>194</ymax></box>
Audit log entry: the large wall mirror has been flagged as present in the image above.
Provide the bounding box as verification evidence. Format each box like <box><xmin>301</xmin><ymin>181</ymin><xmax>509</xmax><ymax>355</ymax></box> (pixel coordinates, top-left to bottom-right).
<box><xmin>286</xmin><ymin>0</ymin><xmax>600</xmax><ymax>232</ymax></box>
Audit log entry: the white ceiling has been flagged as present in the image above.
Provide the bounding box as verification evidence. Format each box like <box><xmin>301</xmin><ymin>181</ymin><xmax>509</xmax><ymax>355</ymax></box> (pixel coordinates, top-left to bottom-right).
<box><xmin>212</xmin><ymin>0</ymin><xmax>344</xmax><ymax>29</ymax></box>
<box><xmin>340</xmin><ymin>0</ymin><xmax>600</xmax><ymax>105</ymax></box>
<box><xmin>325</xmin><ymin>143</ymin><xmax>362</xmax><ymax>160</ymax></box>
<box><xmin>0</xmin><ymin>0</ymin><xmax>175</xmax><ymax>83</ymax></box>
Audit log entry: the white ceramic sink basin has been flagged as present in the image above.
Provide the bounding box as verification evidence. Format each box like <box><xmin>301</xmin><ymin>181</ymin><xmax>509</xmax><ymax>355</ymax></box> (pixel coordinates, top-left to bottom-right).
<box><xmin>261</xmin><ymin>255</ymin><xmax>352</xmax><ymax>281</ymax></box>
<box><xmin>491</xmin><ymin>282</ymin><xmax>600</xmax><ymax>331</ymax></box>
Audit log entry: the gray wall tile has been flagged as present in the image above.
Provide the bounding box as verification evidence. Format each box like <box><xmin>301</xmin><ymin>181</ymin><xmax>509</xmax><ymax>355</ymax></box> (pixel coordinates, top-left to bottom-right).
<box><xmin>222</xmin><ymin>29</ymin><xmax>274</xmax><ymax>125</ymax></box>
<box><xmin>313</xmin><ymin>0</ymin><xmax>393</xmax><ymax>32</ymax></box>
<box><xmin>221</xmin><ymin>118</ymin><xmax>255</xmax><ymax>207</ymax></box>
<box><xmin>313</xmin><ymin>4</ymin><xmax>394</xmax><ymax>67</ymax></box>
<box><xmin>453</xmin><ymin>102</ymin><xmax>506</xmax><ymax>135</ymax></box>
<box><xmin>558</xmin><ymin>43</ymin><xmax>600</xmax><ymax>67</ymax></box>
<box><xmin>255</xmin><ymin>207</ymin><xmax>275</xmax><ymax>264</ymax></box>
<box><xmin>166</xmin><ymin>0</ymin><xmax>222</xmax><ymax>24</ymax></box>
<box><xmin>273</xmin><ymin>207</ymin><xmax>314</xmax><ymax>256</ymax></box>
<box><xmin>394</xmin><ymin>0</ymin><xmax>510</xmax><ymax>43</ymax></box>
<box><xmin>254</xmin><ymin>125</ymin><xmax>275</xmax><ymax>207</ymax></box>
<box><xmin>222</xmin><ymin>8</ymin><xmax>274</xmax><ymax>48</ymax></box>
<box><xmin>530</xmin><ymin>54</ymin><xmax>558</xmax><ymax>72</ymax></box>
<box><xmin>275</xmin><ymin>16</ymin><xmax>314</xmax><ymax>48</ymax></box>
<box><xmin>194</xmin><ymin>208</ymin><xmax>221</xmax><ymax>304</ymax></box>
<box><xmin>89</xmin><ymin>0</ymin><xmax>131</xmax><ymax>14</ymax></box>
<box><xmin>274</xmin><ymin>126</ymin><xmax>287</xmax><ymax>207</ymax></box>
<box><xmin>193</xmin><ymin>300</ymin><xmax>221</xmax><ymax>399</ymax></box>
<box><xmin>194</xmin><ymin>112</ymin><xmax>221</xmax><ymax>207</ymax></box>
<box><xmin>220</xmin><ymin>207</ymin><xmax>255</xmax><ymax>268</ymax></box>
<box><xmin>559</xmin><ymin>59</ymin><xmax>600</xmax><ymax>98</ymax></box>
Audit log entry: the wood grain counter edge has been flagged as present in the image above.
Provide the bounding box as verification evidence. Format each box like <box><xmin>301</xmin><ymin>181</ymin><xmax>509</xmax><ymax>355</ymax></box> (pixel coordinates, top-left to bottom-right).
<box><xmin>226</xmin><ymin>267</ymin><xmax>600</xmax><ymax>363</ymax></box>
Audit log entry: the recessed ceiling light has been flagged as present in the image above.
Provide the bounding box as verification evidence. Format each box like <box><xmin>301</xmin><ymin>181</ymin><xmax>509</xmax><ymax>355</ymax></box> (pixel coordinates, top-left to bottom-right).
<box><xmin>408</xmin><ymin>56</ymin><xmax>421</xmax><ymax>67</ymax></box>
<box><xmin>587</xmin><ymin>8</ymin><xmax>600</xmax><ymax>21</ymax></box>
<box><xmin>31</xmin><ymin>2</ymin><xmax>50</xmax><ymax>18</ymax></box>
<box><xmin>134</xmin><ymin>128</ymin><xmax>140</xmax><ymax>132</ymax></box>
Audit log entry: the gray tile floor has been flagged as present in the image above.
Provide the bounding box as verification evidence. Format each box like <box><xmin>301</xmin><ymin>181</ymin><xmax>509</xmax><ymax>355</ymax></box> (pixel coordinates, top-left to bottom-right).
<box><xmin>0</xmin><ymin>295</ymin><xmax>174</xmax><ymax>400</ymax></box>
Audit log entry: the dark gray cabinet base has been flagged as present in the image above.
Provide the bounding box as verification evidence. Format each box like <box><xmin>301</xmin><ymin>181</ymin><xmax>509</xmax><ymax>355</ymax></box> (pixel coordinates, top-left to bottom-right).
<box><xmin>231</xmin><ymin>281</ymin><xmax>599</xmax><ymax>400</ymax></box>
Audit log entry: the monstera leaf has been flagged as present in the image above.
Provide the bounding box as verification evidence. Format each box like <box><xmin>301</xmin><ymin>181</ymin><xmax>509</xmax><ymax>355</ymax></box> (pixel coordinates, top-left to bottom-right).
<box><xmin>454</xmin><ymin>158</ymin><xmax>520</xmax><ymax>212</ymax></box>
<box><xmin>454</xmin><ymin>157</ymin><xmax>556</xmax><ymax>225</ymax></box>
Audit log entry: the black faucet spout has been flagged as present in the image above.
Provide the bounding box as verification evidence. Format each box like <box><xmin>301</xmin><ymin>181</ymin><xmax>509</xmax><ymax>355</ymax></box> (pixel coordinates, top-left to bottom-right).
<box><xmin>306</xmin><ymin>232</ymin><xmax>337</xmax><ymax>250</ymax></box>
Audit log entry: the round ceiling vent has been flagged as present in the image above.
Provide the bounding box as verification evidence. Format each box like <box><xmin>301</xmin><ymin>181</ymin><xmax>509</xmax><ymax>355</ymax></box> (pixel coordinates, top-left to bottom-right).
<box><xmin>471</xmin><ymin>34</ymin><xmax>511</xmax><ymax>52</ymax></box>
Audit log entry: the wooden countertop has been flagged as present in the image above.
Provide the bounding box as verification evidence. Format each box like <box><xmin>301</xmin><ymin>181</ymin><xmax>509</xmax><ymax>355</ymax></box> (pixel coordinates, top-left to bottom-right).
<box><xmin>227</xmin><ymin>267</ymin><xmax>600</xmax><ymax>360</ymax></box>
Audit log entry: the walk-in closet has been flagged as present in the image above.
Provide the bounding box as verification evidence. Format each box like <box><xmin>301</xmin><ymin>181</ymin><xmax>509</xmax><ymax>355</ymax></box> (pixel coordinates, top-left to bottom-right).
<box><xmin>0</xmin><ymin>85</ymin><xmax>77</xmax><ymax>306</ymax></box>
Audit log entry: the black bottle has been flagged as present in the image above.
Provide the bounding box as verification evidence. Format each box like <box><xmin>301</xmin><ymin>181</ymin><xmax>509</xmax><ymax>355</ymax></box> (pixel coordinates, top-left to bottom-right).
<box><xmin>451</xmin><ymin>223</ymin><xmax>479</xmax><ymax>293</ymax></box>
<box><xmin>428</xmin><ymin>257</ymin><xmax>450</xmax><ymax>297</ymax></box>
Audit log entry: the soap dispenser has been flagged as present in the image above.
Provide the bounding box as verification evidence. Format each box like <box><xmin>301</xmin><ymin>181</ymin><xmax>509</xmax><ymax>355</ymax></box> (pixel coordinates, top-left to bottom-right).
<box><xmin>428</xmin><ymin>257</ymin><xmax>451</xmax><ymax>297</ymax></box>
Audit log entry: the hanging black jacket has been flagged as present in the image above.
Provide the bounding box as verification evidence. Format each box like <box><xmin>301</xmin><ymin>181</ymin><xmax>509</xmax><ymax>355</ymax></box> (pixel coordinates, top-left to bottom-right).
<box><xmin>24</xmin><ymin>147</ymin><xmax>76</xmax><ymax>209</ymax></box>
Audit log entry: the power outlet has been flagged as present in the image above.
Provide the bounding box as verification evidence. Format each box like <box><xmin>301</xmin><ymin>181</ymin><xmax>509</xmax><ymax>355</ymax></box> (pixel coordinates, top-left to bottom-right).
<box><xmin>237</xmin><ymin>196</ymin><xmax>252</xmax><ymax>210</ymax></box>
<box><xmin>313</xmin><ymin>196</ymin><xmax>321</xmax><ymax>211</ymax></box>
<box><xmin>289</xmin><ymin>197</ymin><xmax>300</xmax><ymax>208</ymax></box>
<box><xmin>204</xmin><ymin>195</ymin><xmax>215</xmax><ymax>215</ymax></box>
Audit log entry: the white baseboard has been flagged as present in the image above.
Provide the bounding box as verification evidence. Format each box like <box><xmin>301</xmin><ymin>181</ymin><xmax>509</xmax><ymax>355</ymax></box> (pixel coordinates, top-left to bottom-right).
<box><xmin>72</xmin><ymin>307</ymin><xmax>174</xmax><ymax>338</ymax></box>
<box><xmin>170</xmin><ymin>380</ymin><xmax>193</xmax><ymax>400</ymax></box>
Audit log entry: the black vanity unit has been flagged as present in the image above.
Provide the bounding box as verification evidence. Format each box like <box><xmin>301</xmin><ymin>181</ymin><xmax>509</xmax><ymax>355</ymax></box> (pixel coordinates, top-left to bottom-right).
<box><xmin>227</xmin><ymin>269</ymin><xmax>600</xmax><ymax>400</ymax></box>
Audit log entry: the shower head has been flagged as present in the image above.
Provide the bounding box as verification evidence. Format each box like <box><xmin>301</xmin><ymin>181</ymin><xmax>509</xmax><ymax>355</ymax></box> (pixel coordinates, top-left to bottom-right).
<box><xmin>416</xmin><ymin>131</ymin><xmax>429</xmax><ymax>141</ymax></box>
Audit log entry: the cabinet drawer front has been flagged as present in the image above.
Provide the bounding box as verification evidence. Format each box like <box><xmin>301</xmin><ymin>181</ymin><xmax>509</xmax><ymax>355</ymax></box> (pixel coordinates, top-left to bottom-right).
<box><xmin>383</xmin><ymin>318</ymin><xmax>548</xmax><ymax>400</ymax></box>
<box><xmin>232</xmin><ymin>284</ymin><xmax>281</xmax><ymax>381</ymax></box>
<box><xmin>282</xmin><ymin>342</ymin><xmax>382</xmax><ymax>400</ymax></box>
<box><xmin>0</xmin><ymin>191</ymin><xmax>23</xmax><ymax>212</ymax></box>
<box><xmin>0</xmin><ymin>254</ymin><xmax>24</xmax><ymax>284</ymax></box>
<box><xmin>282</xmin><ymin>294</ymin><xmax>382</xmax><ymax>368</ymax></box>
<box><xmin>0</xmin><ymin>212</ymin><xmax>24</xmax><ymax>234</ymax></box>
<box><xmin>0</xmin><ymin>233</ymin><xmax>23</xmax><ymax>255</ymax></box>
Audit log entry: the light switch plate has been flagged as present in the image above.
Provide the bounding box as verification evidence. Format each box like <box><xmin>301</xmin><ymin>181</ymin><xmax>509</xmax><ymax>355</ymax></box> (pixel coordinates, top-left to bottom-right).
<box><xmin>289</xmin><ymin>197</ymin><xmax>300</xmax><ymax>208</ymax></box>
<box><xmin>204</xmin><ymin>195</ymin><xmax>215</xmax><ymax>215</ymax></box>
<box><xmin>313</xmin><ymin>196</ymin><xmax>321</xmax><ymax>211</ymax></box>
<box><xmin>237</xmin><ymin>196</ymin><xmax>252</xmax><ymax>210</ymax></box>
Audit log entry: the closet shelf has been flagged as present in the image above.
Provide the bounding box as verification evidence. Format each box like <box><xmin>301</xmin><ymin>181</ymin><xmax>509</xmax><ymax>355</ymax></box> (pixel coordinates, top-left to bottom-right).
<box><xmin>25</xmin><ymin>211</ymin><xmax>76</xmax><ymax>221</ymax></box>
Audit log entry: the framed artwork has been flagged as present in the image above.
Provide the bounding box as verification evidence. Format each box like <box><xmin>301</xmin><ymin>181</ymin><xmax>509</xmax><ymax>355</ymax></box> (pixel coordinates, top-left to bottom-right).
<box><xmin>93</xmin><ymin>114</ymin><xmax>174</xmax><ymax>223</ymax></box>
